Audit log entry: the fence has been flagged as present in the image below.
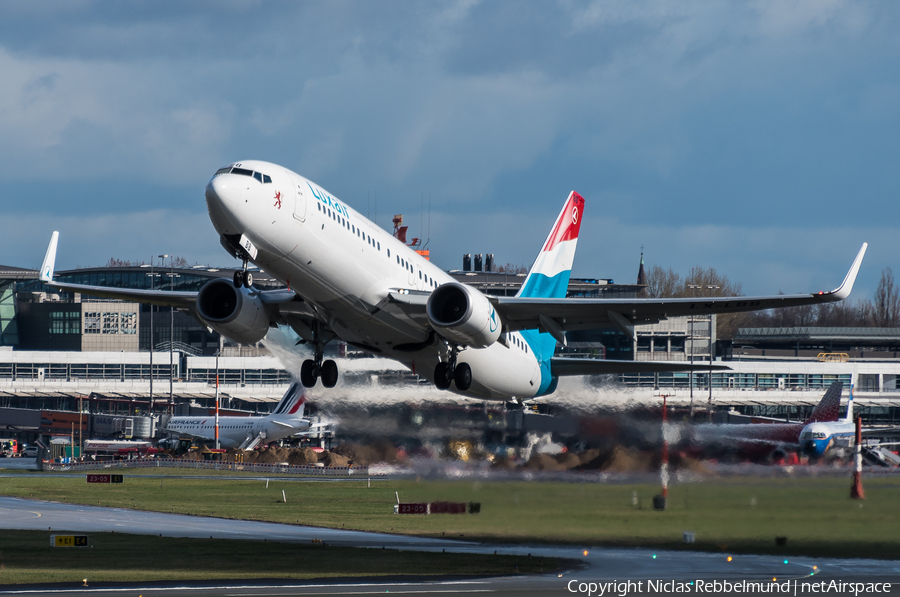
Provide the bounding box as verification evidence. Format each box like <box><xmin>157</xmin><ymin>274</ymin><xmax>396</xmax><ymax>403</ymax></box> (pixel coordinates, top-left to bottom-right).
<box><xmin>41</xmin><ymin>458</ymin><xmax>370</xmax><ymax>476</ymax></box>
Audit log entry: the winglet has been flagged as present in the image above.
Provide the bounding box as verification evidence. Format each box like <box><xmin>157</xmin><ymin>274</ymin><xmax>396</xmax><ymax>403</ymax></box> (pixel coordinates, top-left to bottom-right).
<box><xmin>827</xmin><ymin>243</ymin><xmax>867</xmax><ymax>300</ymax></box>
<box><xmin>40</xmin><ymin>231</ymin><xmax>59</xmax><ymax>283</ymax></box>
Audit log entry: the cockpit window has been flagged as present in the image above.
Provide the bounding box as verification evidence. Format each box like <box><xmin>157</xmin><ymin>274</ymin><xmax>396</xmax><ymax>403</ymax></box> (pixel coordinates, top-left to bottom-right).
<box><xmin>263</xmin><ymin>174</ymin><xmax>272</xmax><ymax>184</ymax></box>
<box><xmin>214</xmin><ymin>167</ymin><xmax>232</xmax><ymax>177</ymax></box>
<box><xmin>232</xmin><ymin>167</ymin><xmax>253</xmax><ymax>177</ymax></box>
<box><xmin>253</xmin><ymin>172</ymin><xmax>263</xmax><ymax>183</ymax></box>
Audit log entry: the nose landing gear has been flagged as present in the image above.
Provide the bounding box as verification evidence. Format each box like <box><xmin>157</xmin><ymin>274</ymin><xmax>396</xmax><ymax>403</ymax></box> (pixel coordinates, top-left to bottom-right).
<box><xmin>233</xmin><ymin>260</ymin><xmax>253</xmax><ymax>288</ymax></box>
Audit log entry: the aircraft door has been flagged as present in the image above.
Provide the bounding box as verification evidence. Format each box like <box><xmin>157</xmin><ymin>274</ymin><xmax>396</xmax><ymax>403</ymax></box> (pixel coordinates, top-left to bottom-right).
<box><xmin>290</xmin><ymin>172</ymin><xmax>307</xmax><ymax>222</ymax></box>
<box><xmin>415</xmin><ymin>265</ymin><xmax>425</xmax><ymax>291</ymax></box>
<box><xmin>408</xmin><ymin>262</ymin><xmax>417</xmax><ymax>287</ymax></box>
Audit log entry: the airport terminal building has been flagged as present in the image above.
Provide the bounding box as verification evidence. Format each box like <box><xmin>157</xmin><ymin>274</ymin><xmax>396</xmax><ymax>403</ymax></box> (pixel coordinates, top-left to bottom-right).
<box><xmin>2</xmin><ymin>259</ymin><xmax>900</xmax><ymax>446</ymax></box>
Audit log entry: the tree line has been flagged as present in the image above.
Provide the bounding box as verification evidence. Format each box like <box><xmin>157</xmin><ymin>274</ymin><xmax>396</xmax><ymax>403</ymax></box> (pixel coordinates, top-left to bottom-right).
<box><xmin>644</xmin><ymin>265</ymin><xmax>900</xmax><ymax>339</ymax></box>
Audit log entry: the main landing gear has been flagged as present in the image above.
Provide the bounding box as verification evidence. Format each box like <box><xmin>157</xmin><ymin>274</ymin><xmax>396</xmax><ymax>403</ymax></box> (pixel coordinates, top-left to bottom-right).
<box><xmin>233</xmin><ymin>259</ymin><xmax>253</xmax><ymax>288</ymax></box>
<box><xmin>300</xmin><ymin>354</ymin><xmax>338</xmax><ymax>389</ymax></box>
<box><xmin>299</xmin><ymin>324</ymin><xmax>338</xmax><ymax>389</ymax></box>
<box><xmin>434</xmin><ymin>344</ymin><xmax>472</xmax><ymax>392</ymax></box>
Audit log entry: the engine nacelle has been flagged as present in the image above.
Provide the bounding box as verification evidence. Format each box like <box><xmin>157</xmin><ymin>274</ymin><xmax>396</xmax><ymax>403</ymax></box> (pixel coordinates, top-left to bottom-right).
<box><xmin>197</xmin><ymin>278</ymin><xmax>270</xmax><ymax>345</ymax></box>
<box><xmin>426</xmin><ymin>282</ymin><xmax>501</xmax><ymax>348</ymax></box>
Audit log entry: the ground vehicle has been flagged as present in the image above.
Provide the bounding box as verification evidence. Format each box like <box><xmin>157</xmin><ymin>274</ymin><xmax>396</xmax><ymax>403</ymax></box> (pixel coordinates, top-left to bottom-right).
<box><xmin>22</xmin><ymin>446</ymin><xmax>39</xmax><ymax>458</ymax></box>
<box><xmin>0</xmin><ymin>439</ymin><xmax>18</xmax><ymax>457</ymax></box>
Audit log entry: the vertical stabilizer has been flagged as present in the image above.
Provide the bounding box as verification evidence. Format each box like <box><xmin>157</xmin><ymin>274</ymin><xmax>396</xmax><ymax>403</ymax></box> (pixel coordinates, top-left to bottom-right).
<box><xmin>842</xmin><ymin>384</ymin><xmax>854</xmax><ymax>423</ymax></box>
<box><xmin>518</xmin><ymin>192</ymin><xmax>585</xmax><ymax>397</ymax></box>
<box><xmin>40</xmin><ymin>231</ymin><xmax>59</xmax><ymax>282</ymax></box>
<box><xmin>806</xmin><ymin>381</ymin><xmax>843</xmax><ymax>423</ymax></box>
<box><xmin>272</xmin><ymin>382</ymin><xmax>305</xmax><ymax>417</ymax></box>
<box><xmin>517</xmin><ymin>191</ymin><xmax>584</xmax><ymax>299</ymax></box>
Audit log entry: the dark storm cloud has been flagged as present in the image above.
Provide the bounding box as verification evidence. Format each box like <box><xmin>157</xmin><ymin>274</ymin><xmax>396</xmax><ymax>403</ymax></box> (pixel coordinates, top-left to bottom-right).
<box><xmin>0</xmin><ymin>0</ymin><xmax>897</xmax><ymax>298</ymax></box>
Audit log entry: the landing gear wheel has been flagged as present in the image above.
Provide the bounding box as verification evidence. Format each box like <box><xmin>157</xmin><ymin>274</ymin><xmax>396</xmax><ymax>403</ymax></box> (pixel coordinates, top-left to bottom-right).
<box><xmin>233</xmin><ymin>270</ymin><xmax>244</xmax><ymax>288</ymax></box>
<box><xmin>454</xmin><ymin>362</ymin><xmax>472</xmax><ymax>391</ymax></box>
<box><xmin>320</xmin><ymin>359</ymin><xmax>338</xmax><ymax>388</ymax></box>
<box><xmin>434</xmin><ymin>362</ymin><xmax>452</xmax><ymax>390</ymax></box>
<box><xmin>244</xmin><ymin>272</ymin><xmax>253</xmax><ymax>288</ymax></box>
<box><xmin>300</xmin><ymin>359</ymin><xmax>317</xmax><ymax>387</ymax></box>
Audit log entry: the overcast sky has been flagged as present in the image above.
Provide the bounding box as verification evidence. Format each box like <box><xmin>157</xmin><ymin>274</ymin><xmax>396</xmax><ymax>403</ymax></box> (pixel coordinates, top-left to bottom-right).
<box><xmin>1</xmin><ymin>1</ymin><xmax>896</xmax><ymax>301</ymax></box>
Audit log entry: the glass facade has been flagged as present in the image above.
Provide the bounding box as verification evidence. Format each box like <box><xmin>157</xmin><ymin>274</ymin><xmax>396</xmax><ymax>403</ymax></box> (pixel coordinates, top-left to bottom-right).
<box><xmin>616</xmin><ymin>371</ymin><xmax>853</xmax><ymax>390</ymax></box>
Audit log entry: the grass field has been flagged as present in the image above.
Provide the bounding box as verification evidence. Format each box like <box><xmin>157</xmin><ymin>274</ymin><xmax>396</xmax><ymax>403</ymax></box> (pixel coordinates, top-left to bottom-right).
<box><xmin>1</xmin><ymin>471</ymin><xmax>898</xmax><ymax>560</ymax></box>
<box><xmin>0</xmin><ymin>530</ymin><xmax>552</xmax><ymax>585</ymax></box>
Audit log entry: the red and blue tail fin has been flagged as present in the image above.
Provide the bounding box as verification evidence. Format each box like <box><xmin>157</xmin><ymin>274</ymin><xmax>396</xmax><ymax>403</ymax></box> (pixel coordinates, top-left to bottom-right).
<box><xmin>518</xmin><ymin>191</ymin><xmax>585</xmax><ymax>397</ymax></box>
<box><xmin>517</xmin><ymin>191</ymin><xmax>584</xmax><ymax>299</ymax></box>
<box><xmin>806</xmin><ymin>381</ymin><xmax>843</xmax><ymax>423</ymax></box>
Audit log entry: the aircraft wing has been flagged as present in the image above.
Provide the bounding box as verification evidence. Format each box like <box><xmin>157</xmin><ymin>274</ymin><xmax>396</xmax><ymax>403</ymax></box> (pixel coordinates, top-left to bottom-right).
<box><xmin>39</xmin><ymin>231</ymin><xmax>311</xmax><ymax>318</ymax></box>
<box><xmin>495</xmin><ymin>243</ymin><xmax>867</xmax><ymax>341</ymax></box>
<box><xmin>551</xmin><ymin>357</ymin><xmax>730</xmax><ymax>376</ymax></box>
<box><xmin>44</xmin><ymin>280</ymin><xmax>199</xmax><ymax>308</ymax></box>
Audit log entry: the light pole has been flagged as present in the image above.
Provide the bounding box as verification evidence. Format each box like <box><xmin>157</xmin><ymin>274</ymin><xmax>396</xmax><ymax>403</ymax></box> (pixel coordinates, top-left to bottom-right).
<box><xmin>158</xmin><ymin>255</ymin><xmax>170</xmax><ymax>416</ymax></box>
<box><xmin>215</xmin><ymin>349</ymin><xmax>220</xmax><ymax>450</ymax></box>
<box><xmin>706</xmin><ymin>284</ymin><xmax>720</xmax><ymax>421</ymax></box>
<box><xmin>159</xmin><ymin>255</ymin><xmax>177</xmax><ymax>407</ymax></box>
<box><xmin>148</xmin><ymin>257</ymin><xmax>155</xmax><ymax>412</ymax></box>
<box><xmin>687</xmin><ymin>282</ymin><xmax>701</xmax><ymax>417</ymax></box>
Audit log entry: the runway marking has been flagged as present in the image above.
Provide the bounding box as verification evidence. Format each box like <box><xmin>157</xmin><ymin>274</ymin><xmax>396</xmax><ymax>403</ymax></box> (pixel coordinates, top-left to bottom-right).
<box><xmin>228</xmin><ymin>584</ymin><xmax>494</xmax><ymax>597</ymax></box>
<box><xmin>0</xmin><ymin>508</ymin><xmax>41</xmax><ymax>520</ymax></box>
<box><xmin>0</xmin><ymin>581</ymin><xmax>491</xmax><ymax>595</ymax></box>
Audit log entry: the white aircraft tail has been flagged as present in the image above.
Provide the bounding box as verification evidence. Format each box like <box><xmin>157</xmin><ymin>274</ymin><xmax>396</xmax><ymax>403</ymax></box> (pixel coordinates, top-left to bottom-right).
<box><xmin>40</xmin><ymin>231</ymin><xmax>59</xmax><ymax>282</ymax></box>
<box><xmin>842</xmin><ymin>384</ymin><xmax>855</xmax><ymax>423</ymax></box>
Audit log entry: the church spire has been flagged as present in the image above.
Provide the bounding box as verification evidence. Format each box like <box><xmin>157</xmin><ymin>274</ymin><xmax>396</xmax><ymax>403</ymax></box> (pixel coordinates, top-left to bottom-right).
<box><xmin>637</xmin><ymin>246</ymin><xmax>648</xmax><ymax>296</ymax></box>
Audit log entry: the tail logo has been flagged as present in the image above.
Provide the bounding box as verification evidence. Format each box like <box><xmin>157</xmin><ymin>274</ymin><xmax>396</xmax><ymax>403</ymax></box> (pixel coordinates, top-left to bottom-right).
<box><xmin>572</xmin><ymin>207</ymin><xmax>578</xmax><ymax>225</ymax></box>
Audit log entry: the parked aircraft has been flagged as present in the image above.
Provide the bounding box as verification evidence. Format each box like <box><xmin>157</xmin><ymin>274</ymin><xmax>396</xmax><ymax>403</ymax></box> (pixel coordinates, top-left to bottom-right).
<box><xmin>799</xmin><ymin>384</ymin><xmax>858</xmax><ymax>457</ymax></box>
<box><xmin>691</xmin><ymin>381</ymin><xmax>844</xmax><ymax>460</ymax></box>
<box><xmin>164</xmin><ymin>383</ymin><xmax>310</xmax><ymax>449</ymax></box>
<box><xmin>39</xmin><ymin>160</ymin><xmax>868</xmax><ymax>401</ymax></box>
<box><xmin>797</xmin><ymin>384</ymin><xmax>900</xmax><ymax>462</ymax></box>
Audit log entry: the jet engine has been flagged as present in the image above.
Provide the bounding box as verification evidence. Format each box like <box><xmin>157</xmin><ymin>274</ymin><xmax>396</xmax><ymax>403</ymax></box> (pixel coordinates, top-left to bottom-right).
<box><xmin>426</xmin><ymin>282</ymin><xmax>501</xmax><ymax>347</ymax></box>
<box><xmin>197</xmin><ymin>278</ymin><xmax>270</xmax><ymax>345</ymax></box>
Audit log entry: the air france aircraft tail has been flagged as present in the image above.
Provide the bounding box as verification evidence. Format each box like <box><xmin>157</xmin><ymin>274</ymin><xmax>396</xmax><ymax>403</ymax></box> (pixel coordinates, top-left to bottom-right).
<box><xmin>270</xmin><ymin>382</ymin><xmax>306</xmax><ymax>418</ymax></box>
<box><xmin>518</xmin><ymin>191</ymin><xmax>585</xmax><ymax>397</ymax></box>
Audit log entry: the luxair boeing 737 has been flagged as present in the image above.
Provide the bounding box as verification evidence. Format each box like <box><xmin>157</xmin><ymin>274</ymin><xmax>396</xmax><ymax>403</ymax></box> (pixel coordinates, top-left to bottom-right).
<box><xmin>39</xmin><ymin>160</ymin><xmax>868</xmax><ymax>401</ymax></box>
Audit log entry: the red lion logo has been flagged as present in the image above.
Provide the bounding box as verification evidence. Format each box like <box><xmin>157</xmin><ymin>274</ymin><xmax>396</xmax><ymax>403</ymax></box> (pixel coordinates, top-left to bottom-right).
<box><xmin>274</xmin><ymin>191</ymin><xmax>282</xmax><ymax>209</ymax></box>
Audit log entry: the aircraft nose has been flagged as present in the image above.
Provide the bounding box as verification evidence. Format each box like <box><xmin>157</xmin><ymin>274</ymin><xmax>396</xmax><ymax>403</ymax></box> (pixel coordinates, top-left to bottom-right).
<box><xmin>206</xmin><ymin>175</ymin><xmax>238</xmax><ymax>210</ymax></box>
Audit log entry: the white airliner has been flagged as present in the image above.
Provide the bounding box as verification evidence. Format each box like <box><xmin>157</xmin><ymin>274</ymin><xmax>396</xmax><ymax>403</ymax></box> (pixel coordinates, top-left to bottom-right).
<box><xmin>164</xmin><ymin>382</ymin><xmax>310</xmax><ymax>449</ymax></box>
<box><xmin>39</xmin><ymin>160</ymin><xmax>868</xmax><ymax>401</ymax></box>
<box><xmin>797</xmin><ymin>384</ymin><xmax>898</xmax><ymax>458</ymax></box>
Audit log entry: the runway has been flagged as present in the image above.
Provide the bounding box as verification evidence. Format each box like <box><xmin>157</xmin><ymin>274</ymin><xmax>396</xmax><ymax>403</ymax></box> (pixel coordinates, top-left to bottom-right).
<box><xmin>1</xmin><ymin>496</ymin><xmax>898</xmax><ymax>595</ymax></box>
